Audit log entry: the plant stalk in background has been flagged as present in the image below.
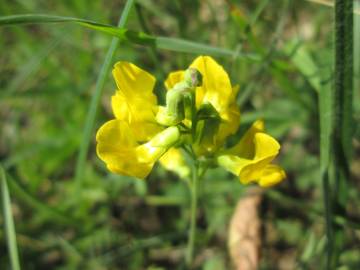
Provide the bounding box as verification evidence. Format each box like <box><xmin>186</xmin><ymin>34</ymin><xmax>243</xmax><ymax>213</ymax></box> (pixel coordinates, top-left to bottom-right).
<box><xmin>321</xmin><ymin>0</ymin><xmax>353</xmax><ymax>268</ymax></box>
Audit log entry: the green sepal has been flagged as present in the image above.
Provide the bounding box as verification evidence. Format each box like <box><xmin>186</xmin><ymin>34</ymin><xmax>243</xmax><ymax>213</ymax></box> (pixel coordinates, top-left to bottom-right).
<box><xmin>193</xmin><ymin>103</ymin><xmax>221</xmax><ymax>149</ymax></box>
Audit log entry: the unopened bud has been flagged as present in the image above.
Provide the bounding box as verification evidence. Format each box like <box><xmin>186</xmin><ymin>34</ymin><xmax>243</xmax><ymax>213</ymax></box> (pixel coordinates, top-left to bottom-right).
<box><xmin>184</xmin><ymin>68</ymin><xmax>202</xmax><ymax>88</ymax></box>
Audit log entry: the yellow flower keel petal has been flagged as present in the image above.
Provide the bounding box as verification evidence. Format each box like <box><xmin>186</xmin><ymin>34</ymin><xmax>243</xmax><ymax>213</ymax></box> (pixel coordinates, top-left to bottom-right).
<box><xmin>258</xmin><ymin>165</ymin><xmax>286</xmax><ymax>187</ymax></box>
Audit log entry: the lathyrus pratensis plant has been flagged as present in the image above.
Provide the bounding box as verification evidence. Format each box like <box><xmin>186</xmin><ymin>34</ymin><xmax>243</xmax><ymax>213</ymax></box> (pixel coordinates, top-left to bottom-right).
<box><xmin>96</xmin><ymin>56</ymin><xmax>286</xmax><ymax>266</ymax></box>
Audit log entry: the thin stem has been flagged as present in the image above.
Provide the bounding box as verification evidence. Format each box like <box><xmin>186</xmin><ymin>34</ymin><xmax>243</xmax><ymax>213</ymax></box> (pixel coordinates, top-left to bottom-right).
<box><xmin>185</xmin><ymin>162</ymin><xmax>200</xmax><ymax>267</ymax></box>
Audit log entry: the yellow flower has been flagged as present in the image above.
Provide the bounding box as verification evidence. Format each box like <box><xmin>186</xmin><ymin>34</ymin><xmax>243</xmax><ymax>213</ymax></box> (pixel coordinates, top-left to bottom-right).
<box><xmin>96</xmin><ymin>56</ymin><xmax>285</xmax><ymax>186</ymax></box>
<box><xmin>96</xmin><ymin>62</ymin><xmax>180</xmax><ymax>179</ymax></box>
<box><xmin>164</xmin><ymin>56</ymin><xmax>240</xmax><ymax>154</ymax></box>
<box><xmin>217</xmin><ymin>120</ymin><xmax>286</xmax><ymax>187</ymax></box>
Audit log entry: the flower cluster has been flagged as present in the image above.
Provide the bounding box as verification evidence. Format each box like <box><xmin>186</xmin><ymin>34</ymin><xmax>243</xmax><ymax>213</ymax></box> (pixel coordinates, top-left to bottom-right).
<box><xmin>96</xmin><ymin>56</ymin><xmax>285</xmax><ymax>187</ymax></box>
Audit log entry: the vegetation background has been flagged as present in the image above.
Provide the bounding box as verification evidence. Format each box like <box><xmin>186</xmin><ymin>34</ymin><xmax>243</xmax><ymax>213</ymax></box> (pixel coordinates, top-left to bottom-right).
<box><xmin>0</xmin><ymin>0</ymin><xmax>359</xmax><ymax>269</ymax></box>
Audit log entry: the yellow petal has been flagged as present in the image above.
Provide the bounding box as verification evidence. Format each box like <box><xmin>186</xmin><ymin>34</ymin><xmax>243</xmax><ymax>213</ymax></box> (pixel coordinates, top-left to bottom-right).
<box><xmin>253</xmin><ymin>132</ymin><xmax>280</xmax><ymax>159</ymax></box>
<box><xmin>111</xmin><ymin>62</ymin><xmax>161</xmax><ymax>141</ymax></box>
<box><xmin>96</xmin><ymin>119</ymin><xmax>137</xmax><ymax>148</ymax></box>
<box><xmin>258</xmin><ymin>165</ymin><xmax>286</xmax><ymax>187</ymax></box>
<box><xmin>113</xmin><ymin>61</ymin><xmax>156</xmax><ymax>98</ymax></box>
<box><xmin>238</xmin><ymin>132</ymin><xmax>280</xmax><ymax>183</ymax></box>
<box><xmin>96</xmin><ymin>119</ymin><xmax>152</xmax><ymax>179</ymax></box>
<box><xmin>228</xmin><ymin>120</ymin><xmax>264</xmax><ymax>158</ymax></box>
<box><xmin>159</xmin><ymin>148</ymin><xmax>190</xmax><ymax>178</ymax></box>
<box><xmin>164</xmin><ymin>70</ymin><xmax>184</xmax><ymax>90</ymax></box>
<box><xmin>215</xmin><ymin>103</ymin><xmax>241</xmax><ymax>146</ymax></box>
<box><xmin>190</xmin><ymin>56</ymin><xmax>232</xmax><ymax>116</ymax></box>
<box><xmin>195</xmin><ymin>85</ymin><xmax>241</xmax><ymax>155</ymax></box>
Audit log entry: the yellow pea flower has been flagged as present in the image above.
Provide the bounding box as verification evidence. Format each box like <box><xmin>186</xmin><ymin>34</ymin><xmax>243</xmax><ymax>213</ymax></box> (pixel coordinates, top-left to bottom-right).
<box><xmin>217</xmin><ymin>120</ymin><xmax>286</xmax><ymax>187</ymax></box>
<box><xmin>97</xmin><ymin>62</ymin><xmax>180</xmax><ymax>179</ymax></box>
<box><xmin>96</xmin><ymin>56</ymin><xmax>285</xmax><ymax>187</ymax></box>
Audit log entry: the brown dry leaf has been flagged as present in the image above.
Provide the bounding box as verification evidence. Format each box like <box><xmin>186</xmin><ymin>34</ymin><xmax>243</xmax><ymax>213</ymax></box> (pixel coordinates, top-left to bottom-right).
<box><xmin>228</xmin><ymin>189</ymin><xmax>263</xmax><ymax>270</ymax></box>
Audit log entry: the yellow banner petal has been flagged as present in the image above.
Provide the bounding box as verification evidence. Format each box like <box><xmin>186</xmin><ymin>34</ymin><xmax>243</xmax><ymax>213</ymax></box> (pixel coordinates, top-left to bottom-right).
<box><xmin>190</xmin><ymin>56</ymin><xmax>232</xmax><ymax>116</ymax></box>
<box><xmin>111</xmin><ymin>62</ymin><xmax>161</xmax><ymax>141</ymax></box>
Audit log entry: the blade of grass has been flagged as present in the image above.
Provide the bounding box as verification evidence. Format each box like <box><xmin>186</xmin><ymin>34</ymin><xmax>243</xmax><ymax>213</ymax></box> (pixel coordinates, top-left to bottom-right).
<box><xmin>285</xmin><ymin>39</ymin><xmax>323</xmax><ymax>93</ymax></box>
<box><xmin>354</xmin><ymin>1</ymin><xmax>360</xmax><ymax>113</ymax></box>
<box><xmin>249</xmin><ymin>0</ymin><xmax>270</xmax><ymax>27</ymax></box>
<box><xmin>155</xmin><ymin>36</ymin><xmax>259</xmax><ymax>60</ymax></box>
<box><xmin>0</xmin><ymin>14</ymin><xmax>259</xmax><ymax>59</ymax></box>
<box><xmin>319</xmin><ymin>59</ymin><xmax>334</xmax><ymax>269</ymax></box>
<box><xmin>0</xmin><ymin>14</ymin><xmax>154</xmax><ymax>45</ymax></box>
<box><xmin>237</xmin><ymin>0</ymin><xmax>289</xmax><ymax>106</ymax></box>
<box><xmin>74</xmin><ymin>0</ymin><xmax>135</xmax><ymax>192</ymax></box>
<box><xmin>1</xmin><ymin>166</ymin><xmax>21</xmax><ymax>270</ymax></box>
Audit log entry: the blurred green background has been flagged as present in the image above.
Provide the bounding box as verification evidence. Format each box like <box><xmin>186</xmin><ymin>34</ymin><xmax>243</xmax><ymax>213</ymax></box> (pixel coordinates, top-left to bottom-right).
<box><xmin>1</xmin><ymin>0</ymin><xmax>359</xmax><ymax>269</ymax></box>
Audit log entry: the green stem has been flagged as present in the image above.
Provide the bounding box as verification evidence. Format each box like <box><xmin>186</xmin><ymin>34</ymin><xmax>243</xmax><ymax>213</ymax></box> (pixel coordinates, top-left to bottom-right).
<box><xmin>185</xmin><ymin>162</ymin><xmax>200</xmax><ymax>267</ymax></box>
<box><xmin>322</xmin><ymin>169</ymin><xmax>334</xmax><ymax>268</ymax></box>
<box><xmin>323</xmin><ymin>0</ymin><xmax>354</xmax><ymax>268</ymax></box>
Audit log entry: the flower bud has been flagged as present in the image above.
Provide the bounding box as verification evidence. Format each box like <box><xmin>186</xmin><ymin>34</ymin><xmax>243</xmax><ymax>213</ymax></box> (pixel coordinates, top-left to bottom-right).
<box><xmin>184</xmin><ymin>68</ymin><xmax>202</xmax><ymax>88</ymax></box>
<box><xmin>156</xmin><ymin>68</ymin><xmax>202</xmax><ymax>127</ymax></box>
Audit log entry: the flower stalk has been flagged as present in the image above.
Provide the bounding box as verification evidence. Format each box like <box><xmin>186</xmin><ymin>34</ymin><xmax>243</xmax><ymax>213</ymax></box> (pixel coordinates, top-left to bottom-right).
<box><xmin>185</xmin><ymin>160</ymin><xmax>207</xmax><ymax>267</ymax></box>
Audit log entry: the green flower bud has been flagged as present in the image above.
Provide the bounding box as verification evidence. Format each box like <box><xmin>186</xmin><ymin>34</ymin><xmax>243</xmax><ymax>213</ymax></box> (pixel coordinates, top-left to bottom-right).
<box><xmin>184</xmin><ymin>68</ymin><xmax>202</xmax><ymax>88</ymax></box>
<box><xmin>156</xmin><ymin>68</ymin><xmax>202</xmax><ymax>127</ymax></box>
